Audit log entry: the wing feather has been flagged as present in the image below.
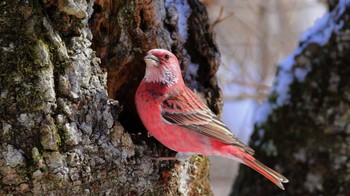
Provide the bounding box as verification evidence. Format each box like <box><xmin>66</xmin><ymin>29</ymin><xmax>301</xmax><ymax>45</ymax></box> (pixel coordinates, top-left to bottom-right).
<box><xmin>161</xmin><ymin>87</ymin><xmax>254</xmax><ymax>155</ymax></box>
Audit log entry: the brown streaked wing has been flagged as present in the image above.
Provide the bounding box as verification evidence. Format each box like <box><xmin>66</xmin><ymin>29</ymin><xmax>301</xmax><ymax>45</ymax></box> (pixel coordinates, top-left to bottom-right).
<box><xmin>161</xmin><ymin>87</ymin><xmax>255</xmax><ymax>155</ymax></box>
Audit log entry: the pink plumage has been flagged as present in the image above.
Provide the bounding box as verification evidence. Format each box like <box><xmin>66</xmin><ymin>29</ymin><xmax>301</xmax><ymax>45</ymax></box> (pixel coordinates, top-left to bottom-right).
<box><xmin>135</xmin><ymin>49</ymin><xmax>288</xmax><ymax>190</ymax></box>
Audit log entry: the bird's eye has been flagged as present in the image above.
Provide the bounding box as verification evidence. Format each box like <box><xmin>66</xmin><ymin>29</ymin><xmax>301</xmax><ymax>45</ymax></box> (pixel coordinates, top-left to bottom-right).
<box><xmin>164</xmin><ymin>54</ymin><xmax>169</xmax><ymax>60</ymax></box>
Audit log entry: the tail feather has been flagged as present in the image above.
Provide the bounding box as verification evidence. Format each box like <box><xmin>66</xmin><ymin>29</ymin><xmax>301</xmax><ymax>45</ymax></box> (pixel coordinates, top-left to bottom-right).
<box><xmin>242</xmin><ymin>156</ymin><xmax>289</xmax><ymax>190</ymax></box>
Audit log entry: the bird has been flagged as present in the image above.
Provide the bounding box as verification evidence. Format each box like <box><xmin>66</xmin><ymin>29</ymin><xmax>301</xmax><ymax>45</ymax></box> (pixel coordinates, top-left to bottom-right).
<box><xmin>135</xmin><ymin>48</ymin><xmax>289</xmax><ymax>190</ymax></box>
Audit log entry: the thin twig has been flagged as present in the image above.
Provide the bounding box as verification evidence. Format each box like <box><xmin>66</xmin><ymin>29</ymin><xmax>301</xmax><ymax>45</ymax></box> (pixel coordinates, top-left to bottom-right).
<box><xmin>211</xmin><ymin>6</ymin><xmax>235</xmax><ymax>31</ymax></box>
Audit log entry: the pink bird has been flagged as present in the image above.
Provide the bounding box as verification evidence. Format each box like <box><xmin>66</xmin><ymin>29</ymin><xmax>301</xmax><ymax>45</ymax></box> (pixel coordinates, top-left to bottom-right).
<box><xmin>135</xmin><ymin>49</ymin><xmax>289</xmax><ymax>190</ymax></box>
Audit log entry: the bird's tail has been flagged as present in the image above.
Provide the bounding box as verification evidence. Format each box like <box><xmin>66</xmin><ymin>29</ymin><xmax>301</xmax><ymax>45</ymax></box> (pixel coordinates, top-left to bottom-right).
<box><xmin>241</xmin><ymin>155</ymin><xmax>289</xmax><ymax>190</ymax></box>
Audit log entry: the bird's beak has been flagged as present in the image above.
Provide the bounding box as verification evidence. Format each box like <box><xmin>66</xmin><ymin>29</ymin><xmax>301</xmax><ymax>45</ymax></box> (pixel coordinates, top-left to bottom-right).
<box><xmin>144</xmin><ymin>54</ymin><xmax>160</xmax><ymax>67</ymax></box>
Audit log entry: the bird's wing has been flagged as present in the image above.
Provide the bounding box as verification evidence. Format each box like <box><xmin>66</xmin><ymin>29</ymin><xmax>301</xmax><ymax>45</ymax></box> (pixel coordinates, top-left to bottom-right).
<box><xmin>161</xmin><ymin>87</ymin><xmax>254</xmax><ymax>155</ymax></box>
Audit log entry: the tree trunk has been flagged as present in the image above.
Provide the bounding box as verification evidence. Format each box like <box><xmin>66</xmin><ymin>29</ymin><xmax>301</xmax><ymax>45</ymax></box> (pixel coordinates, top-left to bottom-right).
<box><xmin>233</xmin><ymin>1</ymin><xmax>350</xmax><ymax>195</ymax></box>
<box><xmin>0</xmin><ymin>0</ymin><xmax>221</xmax><ymax>194</ymax></box>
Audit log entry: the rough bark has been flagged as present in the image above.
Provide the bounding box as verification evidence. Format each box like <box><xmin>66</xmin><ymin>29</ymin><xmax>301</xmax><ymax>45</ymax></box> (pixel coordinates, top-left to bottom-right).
<box><xmin>0</xmin><ymin>0</ymin><xmax>221</xmax><ymax>195</ymax></box>
<box><xmin>233</xmin><ymin>1</ymin><xmax>350</xmax><ymax>195</ymax></box>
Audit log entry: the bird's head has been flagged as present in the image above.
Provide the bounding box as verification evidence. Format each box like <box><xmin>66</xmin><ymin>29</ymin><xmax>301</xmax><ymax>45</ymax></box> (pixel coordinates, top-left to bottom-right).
<box><xmin>143</xmin><ymin>49</ymin><xmax>183</xmax><ymax>87</ymax></box>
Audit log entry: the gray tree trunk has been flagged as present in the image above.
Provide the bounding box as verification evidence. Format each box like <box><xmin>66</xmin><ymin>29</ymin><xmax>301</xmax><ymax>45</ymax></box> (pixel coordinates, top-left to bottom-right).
<box><xmin>233</xmin><ymin>1</ymin><xmax>350</xmax><ymax>195</ymax></box>
<box><xmin>0</xmin><ymin>0</ymin><xmax>221</xmax><ymax>194</ymax></box>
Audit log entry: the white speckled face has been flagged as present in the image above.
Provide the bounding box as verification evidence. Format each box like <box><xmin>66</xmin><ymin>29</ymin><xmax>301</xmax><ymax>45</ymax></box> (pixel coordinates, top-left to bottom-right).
<box><xmin>144</xmin><ymin>63</ymin><xmax>178</xmax><ymax>87</ymax></box>
<box><xmin>143</xmin><ymin>50</ymin><xmax>180</xmax><ymax>87</ymax></box>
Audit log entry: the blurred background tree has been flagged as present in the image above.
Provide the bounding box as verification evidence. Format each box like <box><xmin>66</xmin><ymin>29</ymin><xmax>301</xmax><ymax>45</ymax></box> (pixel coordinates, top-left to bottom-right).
<box><xmin>203</xmin><ymin>0</ymin><xmax>350</xmax><ymax>195</ymax></box>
